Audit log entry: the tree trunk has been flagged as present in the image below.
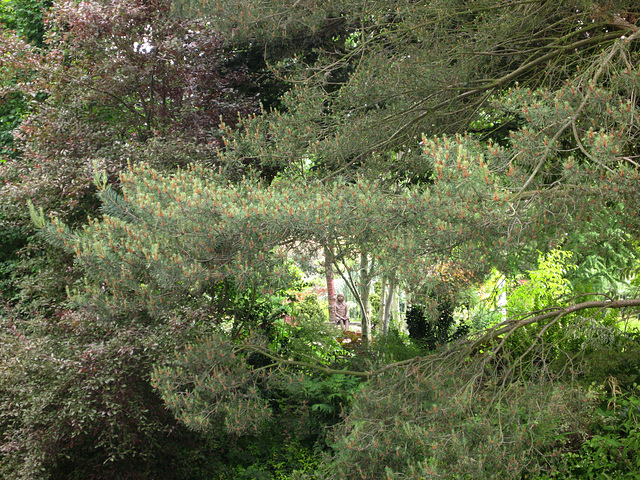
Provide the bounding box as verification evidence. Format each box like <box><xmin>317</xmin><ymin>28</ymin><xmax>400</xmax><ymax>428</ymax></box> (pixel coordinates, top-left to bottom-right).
<box><xmin>324</xmin><ymin>245</ymin><xmax>336</xmax><ymax>325</ymax></box>
<box><xmin>331</xmin><ymin>248</ymin><xmax>376</xmax><ymax>342</ymax></box>
<box><xmin>359</xmin><ymin>252</ymin><xmax>373</xmax><ymax>343</ymax></box>
<box><xmin>381</xmin><ymin>275</ymin><xmax>397</xmax><ymax>335</ymax></box>
<box><xmin>378</xmin><ymin>275</ymin><xmax>387</xmax><ymax>331</ymax></box>
<box><xmin>391</xmin><ymin>286</ymin><xmax>400</xmax><ymax>331</ymax></box>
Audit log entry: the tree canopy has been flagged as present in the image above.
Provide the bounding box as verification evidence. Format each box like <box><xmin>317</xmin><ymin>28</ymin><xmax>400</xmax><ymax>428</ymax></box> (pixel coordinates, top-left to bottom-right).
<box><xmin>2</xmin><ymin>0</ymin><xmax>640</xmax><ymax>478</ymax></box>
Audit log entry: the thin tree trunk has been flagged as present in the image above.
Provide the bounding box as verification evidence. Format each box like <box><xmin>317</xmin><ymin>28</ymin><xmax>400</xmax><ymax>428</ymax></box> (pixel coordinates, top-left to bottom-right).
<box><xmin>359</xmin><ymin>252</ymin><xmax>373</xmax><ymax>343</ymax></box>
<box><xmin>382</xmin><ymin>276</ymin><xmax>396</xmax><ymax>335</ymax></box>
<box><xmin>331</xmin><ymin>248</ymin><xmax>376</xmax><ymax>342</ymax></box>
<box><xmin>378</xmin><ymin>275</ymin><xmax>387</xmax><ymax>331</ymax></box>
<box><xmin>401</xmin><ymin>291</ymin><xmax>411</xmax><ymax>334</ymax></box>
<box><xmin>391</xmin><ymin>286</ymin><xmax>400</xmax><ymax>331</ymax></box>
<box><xmin>324</xmin><ymin>245</ymin><xmax>336</xmax><ymax>325</ymax></box>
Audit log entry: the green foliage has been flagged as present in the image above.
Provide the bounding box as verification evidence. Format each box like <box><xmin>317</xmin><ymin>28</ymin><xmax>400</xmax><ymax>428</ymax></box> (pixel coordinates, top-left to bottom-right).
<box><xmin>224</xmin><ymin>438</ymin><xmax>320</xmax><ymax>480</ymax></box>
<box><xmin>197</xmin><ymin>1</ymin><xmax>640</xmax><ymax>288</ymax></box>
<box><xmin>0</xmin><ymin>310</ymin><xmax>329</xmax><ymax>480</ymax></box>
<box><xmin>573</xmin><ymin>329</ymin><xmax>640</xmax><ymax>392</ymax></box>
<box><xmin>5</xmin><ymin>244</ymin><xmax>76</xmax><ymax>315</ymax></box>
<box><xmin>369</xmin><ymin>287</ymin><xmax>381</xmax><ymax>322</ymax></box>
<box><xmin>0</xmin><ymin>0</ymin><xmax>50</xmax><ymax>46</ymax></box>
<box><xmin>3</xmin><ymin>1</ymin><xmax>640</xmax><ymax>479</ymax></box>
<box><xmin>406</xmin><ymin>302</ymin><xmax>469</xmax><ymax>351</ymax></box>
<box><xmin>308</xmin><ymin>358</ymin><xmax>595</xmax><ymax>480</ymax></box>
<box><xmin>265</xmin><ymin>369</ymin><xmax>363</xmax><ymax>450</ymax></box>
<box><xmin>496</xmin><ymin>250</ymin><xmax>585</xmax><ymax>366</ymax></box>
<box><xmin>291</xmin><ymin>292</ymin><xmax>327</xmax><ymax>323</ymax></box>
<box><xmin>0</xmin><ymin>313</ymin><xmax>205</xmax><ymax>479</ymax></box>
<box><xmin>272</xmin><ymin>317</ymin><xmax>344</xmax><ymax>366</ymax></box>
<box><xmin>537</xmin><ymin>388</ymin><xmax>640</xmax><ymax>480</ymax></box>
<box><xmin>210</xmin><ymin>278</ymin><xmax>303</xmax><ymax>340</ymax></box>
<box><xmin>0</xmin><ymin>207</ymin><xmax>79</xmax><ymax>314</ymax></box>
<box><xmin>152</xmin><ymin>333</ymin><xmax>273</xmax><ymax>435</ymax></box>
<box><xmin>188</xmin><ymin>0</ymin><xmax>640</xmax><ymax>195</ymax></box>
<box><xmin>43</xmin><ymin>141</ymin><xmax>509</xmax><ymax>321</ymax></box>
<box><xmin>371</xmin><ymin>329</ymin><xmax>423</xmax><ymax>363</ymax></box>
<box><xmin>465</xmin><ymin>272</ymin><xmax>505</xmax><ymax>331</ymax></box>
<box><xmin>508</xmin><ymin>250</ymin><xmax>575</xmax><ymax>317</ymax></box>
<box><xmin>0</xmin><ymin>221</ymin><xmax>27</xmax><ymax>300</ymax></box>
<box><xmin>268</xmin><ymin>294</ymin><xmax>345</xmax><ymax>365</ymax></box>
<box><xmin>0</xmin><ymin>91</ymin><xmax>27</xmax><ymax>160</ymax></box>
<box><xmin>298</xmin><ymin>374</ymin><xmax>361</xmax><ymax>423</ymax></box>
<box><xmin>152</xmin><ymin>320</ymin><xmax>360</xmax><ymax>436</ymax></box>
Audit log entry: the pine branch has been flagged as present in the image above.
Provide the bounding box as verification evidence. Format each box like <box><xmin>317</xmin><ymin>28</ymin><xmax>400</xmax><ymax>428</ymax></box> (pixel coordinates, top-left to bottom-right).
<box><xmin>515</xmin><ymin>28</ymin><xmax>640</xmax><ymax>197</ymax></box>
<box><xmin>236</xmin><ymin>342</ymin><xmax>421</xmax><ymax>379</ymax></box>
<box><xmin>98</xmin><ymin>186</ymin><xmax>145</xmax><ymax>224</ymax></box>
<box><xmin>321</xmin><ymin>29</ymin><xmax>636</xmax><ymax>182</ymax></box>
<box><xmin>28</xmin><ymin>200</ymin><xmax>76</xmax><ymax>252</ymax></box>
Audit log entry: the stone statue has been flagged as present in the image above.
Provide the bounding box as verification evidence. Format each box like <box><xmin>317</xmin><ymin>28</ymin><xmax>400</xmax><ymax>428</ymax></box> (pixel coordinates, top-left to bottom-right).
<box><xmin>335</xmin><ymin>293</ymin><xmax>350</xmax><ymax>331</ymax></box>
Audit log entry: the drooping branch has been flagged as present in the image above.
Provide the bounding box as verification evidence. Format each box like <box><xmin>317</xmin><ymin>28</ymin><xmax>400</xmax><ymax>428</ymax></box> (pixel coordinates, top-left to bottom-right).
<box><xmin>236</xmin><ymin>342</ymin><xmax>420</xmax><ymax>379</ymax></box>
<box><xmin>321</xmin><ymin>28</ymin><xmax>637</xmax><ymax>182</ymax></box>
<box><xmin>515</xmin><ymin>28</ymin><xmax>640</xmax><ymax>196</ymax></box>
<box><xmin>472</xmin><ymin>298</ymin><xmax>640</xmax><ymax>349</ymax></box>
<box><xmin>236</xmin><ymin>297</ymin><xmax>640</xmax><ymax>379</ymax></box>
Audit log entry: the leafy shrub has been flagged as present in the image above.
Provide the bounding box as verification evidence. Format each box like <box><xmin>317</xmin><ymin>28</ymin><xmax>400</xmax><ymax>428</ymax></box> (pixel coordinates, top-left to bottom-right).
<box><xmin>536</xmin><ymin>388</ymin><xmax>640</xmax><ymax>480</ymax></box>
<box><xmin>0</xmin><ymin>312</ymin><xmax>205</xmax><ymax>480</ymax></box>
<box><xmin>497</xmin><ymin>250</ymin><xmax>594</xmax><ymax>370</ymax></box>
<box><xmin>0</xmin><ymin>223</ymin><xmax>28</xmax><ymax>301</ymax></box>
<box><xmin>406</xmin><ymin>302</ymin><xmax>469</xmax><ymax>351</ymax></box>
<box><xmin>287</xmin><ymin>373</ymin><xmax>361</xmax><ymax>428</ymax></box>
<box><xmin>291</xmin><ymin>293</ymin><xmax>327</xmax><ymax>323</ymax></box>
<box><xmin>507</xmin><ymin>250</ymin><xmax>575</xmax><ymax>317</ymax></box>
<box><xmin>371</xmin><ymin>329</ymin><xmax>423</xmax><ymax>363</ymax></box>
<box><xmin>270</xmin><ymin>295</ymin><xmax>343</xmax><ymax>365</ymax></box>
<box><xmin>560</xmin><ymin>328</ymin><xmax>640</xmax><ymax>390</ymax></box>
<box><xmin>220</xmin><ymin>433</ymin><xmax>320</xmax><ymax>480</ymax></box>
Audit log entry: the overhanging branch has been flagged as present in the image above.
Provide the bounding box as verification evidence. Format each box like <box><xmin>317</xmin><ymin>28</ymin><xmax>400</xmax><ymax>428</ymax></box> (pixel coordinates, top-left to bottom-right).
<box><xmin>238</xmin><ymin>297</ymin><xmax>640</xmax><ymax>379</ymax></box>
<box><xmin>472</xmin><ymin>298</ymin><xmax>640</xmax><ymax>349</ymax></box>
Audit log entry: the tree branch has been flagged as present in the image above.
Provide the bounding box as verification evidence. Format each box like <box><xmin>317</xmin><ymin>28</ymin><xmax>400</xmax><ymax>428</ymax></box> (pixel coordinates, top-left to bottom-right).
<box><xmin>472</xmin><ymin>298</ymin><xmax>640</xmax><ymax>349</ymax></box>
<box><xmin>236</xmin><ymin>342</ymin><xmax>422</xmax><ymax>379</ymax></box>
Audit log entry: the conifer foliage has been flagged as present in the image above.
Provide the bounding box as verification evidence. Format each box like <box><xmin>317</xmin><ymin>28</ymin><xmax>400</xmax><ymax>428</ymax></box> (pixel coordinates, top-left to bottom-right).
<box><xmin>41</xmin><ymin>147</ymin><xmax>508</xmax><ymax>321</ymax></box>
<box><xmin>177</xmin><ymin>0</ymin><xmax>640</xmax><ymax>182</ymax></box>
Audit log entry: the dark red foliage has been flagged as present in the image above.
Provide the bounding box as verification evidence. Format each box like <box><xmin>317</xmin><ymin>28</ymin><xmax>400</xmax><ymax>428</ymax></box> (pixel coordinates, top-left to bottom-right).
<box><xmin>45</xmin><ymin>0</ymin><xmax>256</xmax><ymax>142</ymax></box>
<box><xmin>1</xmin><ymin>0</ymin><xmax>259</xmax><ymax>221</ymax></box>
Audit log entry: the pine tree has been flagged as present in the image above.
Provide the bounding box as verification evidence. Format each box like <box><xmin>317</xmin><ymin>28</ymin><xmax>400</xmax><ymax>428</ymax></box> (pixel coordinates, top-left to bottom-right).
<box><xmin>176</xmin><ymin>0</ymin><xmax>640</xmax><ymax>183</ymax></box>
<box><xmin>171</xmin><ymin>0</ymin><xmax>640</xmax><ymax>283</ymax></box>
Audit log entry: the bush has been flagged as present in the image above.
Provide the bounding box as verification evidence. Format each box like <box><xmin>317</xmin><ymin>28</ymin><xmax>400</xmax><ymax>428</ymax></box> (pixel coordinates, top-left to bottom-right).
<box><xmin>304</xmin><ymin>356</ymin><xmax>596</xmax><ymax>480</ymax></box>
<box><xmin>0</xmin><ymin>311</ymin><xmax>221</xmax><ymax>479</ymax></box>
<box><xmin>372</xmin><ymin>329</ymin><xmax>423</xmax><ymax>363</ymax></box>
<box><xmin>535</xmin><ymin>387</ymin><xmax>640</xmax><ymax>480</ymax></box>
<box><xmin>270</xmin><ymin>294</ymin><xmax>343</xmax><ymax>365</ymax></box>
<box><xmin>405</xmin><ymin>302</ymin><xmax>469</xmax><ymax>351</ymax></box>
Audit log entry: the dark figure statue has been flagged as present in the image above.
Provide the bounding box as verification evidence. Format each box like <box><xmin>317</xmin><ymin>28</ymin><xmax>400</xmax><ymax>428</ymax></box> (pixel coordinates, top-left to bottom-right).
<box><xmin>335</xmin><ymin>293</ymin><xmax>350</xmax><ymax>331</ymax></box>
